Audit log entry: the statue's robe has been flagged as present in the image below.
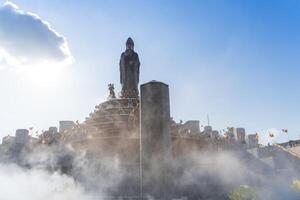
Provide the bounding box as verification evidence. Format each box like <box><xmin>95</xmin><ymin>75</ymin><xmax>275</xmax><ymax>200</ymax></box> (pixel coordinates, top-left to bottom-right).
<box><xmin>119</xmin><ymin>49</ymin><xmax>140</xmax><ymax>98</ymax></box>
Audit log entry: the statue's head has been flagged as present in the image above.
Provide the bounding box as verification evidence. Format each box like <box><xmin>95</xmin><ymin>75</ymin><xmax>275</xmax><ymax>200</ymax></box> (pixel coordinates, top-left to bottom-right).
<box><xmin>126</xmin><ymin>37</ymin><xmax>134</xmax><ymax>50</ymax></box>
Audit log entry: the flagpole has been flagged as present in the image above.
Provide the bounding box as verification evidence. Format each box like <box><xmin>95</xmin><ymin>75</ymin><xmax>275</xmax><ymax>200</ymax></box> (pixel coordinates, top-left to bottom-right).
<box><xmin>284</xmin><ymin>129</ymin><xmax>290</xmax><ymax>142</ymax></box>
<box><xmin>282</xmin><ymin>129</ymin><xmax>291</xmax><ymax>147</ymax></box>
<box><xmin>207</xmin><ymin>114</ymin><xmax>210</xmax><ymax>126</ymax></box>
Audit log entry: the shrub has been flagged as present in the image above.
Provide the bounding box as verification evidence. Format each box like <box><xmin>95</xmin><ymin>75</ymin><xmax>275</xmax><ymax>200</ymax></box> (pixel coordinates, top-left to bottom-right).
<box><xmin>229</xmin><ymin>185</ymin><xmax>259</xmax><ymax>200</ymax></box>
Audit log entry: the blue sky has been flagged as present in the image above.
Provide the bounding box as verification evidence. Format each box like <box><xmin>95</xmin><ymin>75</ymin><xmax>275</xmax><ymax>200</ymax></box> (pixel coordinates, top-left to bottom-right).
<box><xmin>0</xmin><ymin>0</ymin><xmax>299</xmax><ymax>144</ymax></box>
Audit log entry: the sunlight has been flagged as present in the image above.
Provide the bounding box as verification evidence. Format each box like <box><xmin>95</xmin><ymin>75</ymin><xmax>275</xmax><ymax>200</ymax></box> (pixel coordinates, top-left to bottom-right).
<box><xmin>18</xmin><ymin>60</ymin><xmax>69</xmax><ymax>88</ymax></box>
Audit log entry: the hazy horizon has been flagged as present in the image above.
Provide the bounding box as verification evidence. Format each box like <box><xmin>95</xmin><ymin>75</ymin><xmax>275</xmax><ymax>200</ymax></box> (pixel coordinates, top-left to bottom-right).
<box><xmin>0</xmin><ymin>0</ymin><xmax>300</xmax><ymax>145</ymax></box>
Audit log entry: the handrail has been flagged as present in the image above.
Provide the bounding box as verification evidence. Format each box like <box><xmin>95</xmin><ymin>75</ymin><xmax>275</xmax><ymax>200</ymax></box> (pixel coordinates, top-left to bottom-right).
<box><xmin>273</xmin><ymin>143</ymin><xmax>300</xmax><ymax>159</ymax></box>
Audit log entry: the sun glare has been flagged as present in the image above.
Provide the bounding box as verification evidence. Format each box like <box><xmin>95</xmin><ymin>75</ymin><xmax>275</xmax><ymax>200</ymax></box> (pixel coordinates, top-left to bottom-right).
<box><xmin>19</xmin><ymin>61</ymin><xmax>68</xmax><ymax>88</ymax></box>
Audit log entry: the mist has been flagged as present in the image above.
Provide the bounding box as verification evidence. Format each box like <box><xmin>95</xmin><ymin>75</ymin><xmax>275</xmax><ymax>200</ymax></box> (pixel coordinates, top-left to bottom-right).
<box><xmin>0</xmin><ymin>163</ymin><xmax>94</xmax><ymax>200</ymax></box>
<box><xmin>1</xmin><ymin>139</ymin><xmax>300</xmax><ymax>200</ymax></box>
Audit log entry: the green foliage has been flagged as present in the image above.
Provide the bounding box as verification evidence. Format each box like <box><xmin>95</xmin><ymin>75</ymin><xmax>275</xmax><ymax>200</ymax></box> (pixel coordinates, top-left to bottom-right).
<box><xmin>229</xmin><ymin>185</ymin><xmax>259</xmax><ymax>200</ymax></box>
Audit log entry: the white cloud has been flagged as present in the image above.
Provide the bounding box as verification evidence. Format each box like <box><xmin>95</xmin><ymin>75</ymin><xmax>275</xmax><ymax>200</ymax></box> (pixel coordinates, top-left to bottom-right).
<box><xmin>0</xmin><ymin>1</ymin><xmax>73</xmax><ymax>68</ymax></box>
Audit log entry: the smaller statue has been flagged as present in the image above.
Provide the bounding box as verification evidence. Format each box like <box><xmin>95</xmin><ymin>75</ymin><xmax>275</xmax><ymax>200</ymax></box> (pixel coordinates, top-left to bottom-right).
<box><xmin>108</xmin><ymin>83</ymin><xmax>116</xmax><ymax>99</ymax></box>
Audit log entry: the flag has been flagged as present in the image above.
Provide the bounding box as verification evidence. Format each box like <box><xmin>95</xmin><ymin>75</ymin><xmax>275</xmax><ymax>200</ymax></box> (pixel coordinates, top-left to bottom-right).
<box><xmin>282</xmin><ymin>129</ymin><xmax>288</xmax><ymax>133</ymax></box>
<box><xmin>269</xmin><ymin>132</ymin><xmax>274</xmax><ymax>138</ymax></box>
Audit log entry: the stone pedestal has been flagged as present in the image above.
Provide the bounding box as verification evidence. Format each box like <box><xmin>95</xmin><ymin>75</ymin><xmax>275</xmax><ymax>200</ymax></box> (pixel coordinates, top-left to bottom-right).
<box><xmin>140</xmin><ymin>81</ymin><xmax>172</xmax><ymax>199</ymax></box>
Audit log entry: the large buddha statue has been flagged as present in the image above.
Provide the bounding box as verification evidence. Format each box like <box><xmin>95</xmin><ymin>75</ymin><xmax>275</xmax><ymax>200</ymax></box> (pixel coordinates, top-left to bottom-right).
<box><xmin>119</xmin><ymin>37</ymin><xmax>140</xmax><ymax>98</ymax></box>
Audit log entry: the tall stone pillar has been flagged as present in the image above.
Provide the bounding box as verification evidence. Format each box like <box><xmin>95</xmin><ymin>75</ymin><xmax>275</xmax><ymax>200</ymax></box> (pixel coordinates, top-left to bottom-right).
<box><xmin>140</xmin><ymin>81</ymin><xmax>172</xmax><ymax>199</ymax></box>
